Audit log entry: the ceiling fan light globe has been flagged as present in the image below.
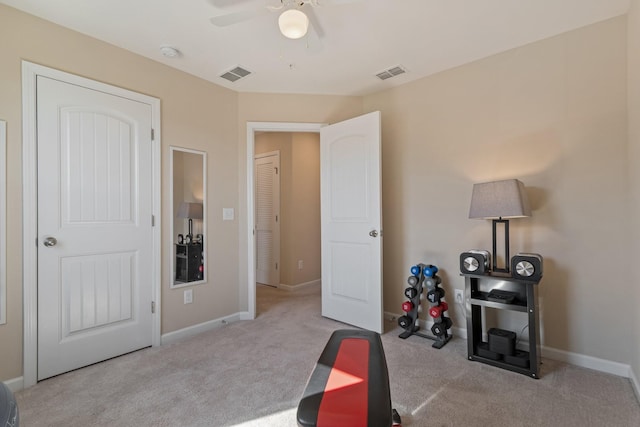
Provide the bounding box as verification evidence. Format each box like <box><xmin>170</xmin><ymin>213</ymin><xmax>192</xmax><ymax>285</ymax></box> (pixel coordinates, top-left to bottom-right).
<box><xmin>278</xmin><ymin>9</ymin><xmax>309</xmax><ymax>39</ymax></box>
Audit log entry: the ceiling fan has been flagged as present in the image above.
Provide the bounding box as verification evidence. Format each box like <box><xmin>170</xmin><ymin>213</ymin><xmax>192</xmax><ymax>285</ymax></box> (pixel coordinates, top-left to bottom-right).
<box><xmin>209</xmin><ymin>0</ymin><xmax>359</xmax><ymax>40</ymax></box>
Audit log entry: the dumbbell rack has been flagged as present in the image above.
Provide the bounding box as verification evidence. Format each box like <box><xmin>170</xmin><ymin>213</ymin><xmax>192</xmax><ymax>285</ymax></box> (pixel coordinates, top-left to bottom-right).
<box><xmin>398</xmin><ymin>264</ymin><xmax>452</xmax><ymax>349</ymax></box>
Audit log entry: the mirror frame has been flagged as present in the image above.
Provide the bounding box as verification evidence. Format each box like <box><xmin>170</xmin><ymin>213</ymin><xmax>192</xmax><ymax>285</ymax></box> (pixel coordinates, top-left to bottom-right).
<box><xmin>170</xmin><ymin>146</ymin><xmax>207</xmax><ymax>289</ymax></box>
<box><xmin>0</xmin><ymin>120</ymin><xmax>5</xmax><ymax>324</ymax></box>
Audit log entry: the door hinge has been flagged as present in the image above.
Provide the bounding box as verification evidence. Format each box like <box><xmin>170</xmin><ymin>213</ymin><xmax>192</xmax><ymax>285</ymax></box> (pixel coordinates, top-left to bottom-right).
<box><xmin>151</xmin><ymin>301</ymin><xmax>156</xmax><ymax>314</ymax></box>
<box><xmin>275</xmin><ymin>262</ymin><xmax>278</xmax><ymax>270</ymax></box>
<box><xmin>275</xmin><ymin>167</ymin><xmax>278</xmax><ymax>174</ymax></box>
<box><xmin>275</xmin><ymin>215</ymin><xmax>278</xmax><ymax>222</ymax></box>
<box><xmin>151</xmin><ymin>128</ymin><xmax>155</xmax><ymax>141</ymax></box>
<box><xmin>151</xmin><ymin>215</ymin><xmax>155</xmax><ymax>226</ymax></box>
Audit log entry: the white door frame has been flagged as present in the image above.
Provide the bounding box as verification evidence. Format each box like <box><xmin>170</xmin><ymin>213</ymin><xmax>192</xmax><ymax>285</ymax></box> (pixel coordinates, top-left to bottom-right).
<box><xmin>246</xmin><ymin>122</ymin><xmax>323</xmax><ymax>318</ymax></box>
<box><xmin>21</xmin><ymin>61</ymin><xmax>162</xmax><ymax>388</ymax></box>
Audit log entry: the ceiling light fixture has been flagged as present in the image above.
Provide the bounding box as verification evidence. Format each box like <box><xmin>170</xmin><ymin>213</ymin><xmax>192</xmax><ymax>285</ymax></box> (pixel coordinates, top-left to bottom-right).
<box><xmin>160</xmin><ymin>46</ymin><xmax>180</xmax><ymax>58</ymax></box>
<box><xmin>278</xmin><ymin>9</ymin><xmax>309</xmax><ymax>39</ymax></box>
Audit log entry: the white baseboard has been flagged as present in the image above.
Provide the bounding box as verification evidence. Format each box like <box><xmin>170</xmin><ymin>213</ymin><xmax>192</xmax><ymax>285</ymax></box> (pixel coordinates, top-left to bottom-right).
<box><xmin>2</xmin><ymin>376</ymin><xmax>24</xmax><ymax>393</ymax></box>
<box><xmin>277</xmin><ymin>279</ymin><xmax>321</xmax><ymax>291</ymax></box>
<box><xmin>161</xmin><ymin>312</ymin><xmax>245</xmax><ymax>345</ymax></box>
<box><xmin>385</xmin><ymin>310</ymin><xmax>634</xmax><ymax>380</ymax></box>
<box><xmin>541</xmin><ymin>346</ymin><xmax>631</xmax><ymax>378</ymax></box>
<box><xmin>239</xmin><ymin>311</ymin><xmax>253</xmax><ymax>321</ymax></box>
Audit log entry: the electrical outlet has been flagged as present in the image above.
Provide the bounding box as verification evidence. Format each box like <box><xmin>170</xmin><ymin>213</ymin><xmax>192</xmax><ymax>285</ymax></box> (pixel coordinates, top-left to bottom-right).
<box><xmin>298</xmin><ymin>260</ymin><xmax>304</xmax><ymax>270</ymax></box>
<box><xmin>184</xmin><ymin>289</ymin><xmax>193</xmax><ymax>304</ymax></box>
<box><xmin>455</xmin><ymin>289</ymin><xmax>464</xmax><ymax>304</ymax></box>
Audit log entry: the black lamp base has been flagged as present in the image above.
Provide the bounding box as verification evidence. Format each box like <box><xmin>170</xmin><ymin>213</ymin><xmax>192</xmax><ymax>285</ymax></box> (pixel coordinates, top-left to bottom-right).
<box><xmin>492</xmin><ymin>219</ymin><xmax>510</xmax><ymax>273</ymax></box>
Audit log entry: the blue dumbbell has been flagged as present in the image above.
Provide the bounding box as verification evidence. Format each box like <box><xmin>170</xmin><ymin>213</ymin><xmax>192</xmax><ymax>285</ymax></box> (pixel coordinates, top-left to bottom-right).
<box><xmin>410</xmin><ymin>265</ymin><xmax>421</xmax><ymax>276</ymax></box>
<box><xmin>423</xmin><ymin>265</ymin><xmax>438</xmax><ymax>277</ymax></box>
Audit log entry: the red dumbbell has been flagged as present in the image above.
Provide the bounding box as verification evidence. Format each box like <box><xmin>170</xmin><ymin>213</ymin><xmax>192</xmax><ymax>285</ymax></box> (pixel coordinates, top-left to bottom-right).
<box><xmin>429</xmin><ymin>305</ymin><xmax>443</xmax><ymax>318</ymax></box>
<box><xmin>439</xmin><ymin>301</ymin><xmax>448</xmax><ymax>312</ymax></box>
<box><xmin>401</xmin><ymin>301</ymin><xmax>414</xmax><ymax>312</ymax></box>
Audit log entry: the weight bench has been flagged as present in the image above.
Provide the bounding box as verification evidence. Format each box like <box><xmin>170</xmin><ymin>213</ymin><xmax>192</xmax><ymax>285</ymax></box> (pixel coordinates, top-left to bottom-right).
<box><xmin>297</xmin><ymin>329</ymin><xmax>401</xmax><ymax>427</ymax></box>
<box><xmin>0</xmin><ymin>382</ymin><xmax>19</xmax><ymax>427</ymax></box>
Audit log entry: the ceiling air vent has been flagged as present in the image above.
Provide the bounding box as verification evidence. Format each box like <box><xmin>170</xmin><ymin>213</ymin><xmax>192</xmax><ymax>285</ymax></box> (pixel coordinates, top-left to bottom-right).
<box><xmin>220</xmin><ymin>66</ymin><xmax>252</xmax><ymax>82</ymax></box>
<box><xmin>376</xmin><ymin>65</ymin><xmax>407</xmax><ymax>81</ymax></box>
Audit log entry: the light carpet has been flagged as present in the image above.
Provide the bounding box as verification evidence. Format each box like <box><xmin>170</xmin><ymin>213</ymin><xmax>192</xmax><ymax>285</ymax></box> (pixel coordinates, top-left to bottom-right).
<box><xmin>15</xmin><ymin>284</ymin><xmax>640</xmax><ymax>426</ymax></box>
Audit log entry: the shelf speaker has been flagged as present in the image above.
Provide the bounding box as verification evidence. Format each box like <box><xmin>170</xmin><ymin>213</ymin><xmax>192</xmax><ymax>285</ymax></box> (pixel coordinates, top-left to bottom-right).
<box><xmin>460</xmin><ymin>250</ymin><xmax>491</xmax><ymax>274</ymax></box>
<box><xmin>511</xmin><ymin>253</ymin><xmax>543</xmax><ymax>281</ymax></box>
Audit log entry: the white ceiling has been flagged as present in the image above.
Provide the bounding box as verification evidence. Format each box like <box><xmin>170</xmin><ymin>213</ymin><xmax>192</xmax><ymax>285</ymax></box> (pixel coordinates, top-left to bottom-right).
<box><xmin>1</xmin><ymin>0</ymin><xmax>631</xmax><ymax>96</ymax></box>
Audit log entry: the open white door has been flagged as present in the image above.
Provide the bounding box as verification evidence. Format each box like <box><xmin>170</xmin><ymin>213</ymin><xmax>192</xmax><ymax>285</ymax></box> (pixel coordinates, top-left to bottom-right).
<box><xmin>320</xmin><ymin>111</ymin><xmax>383</xmax><ymax>333</ymax></box>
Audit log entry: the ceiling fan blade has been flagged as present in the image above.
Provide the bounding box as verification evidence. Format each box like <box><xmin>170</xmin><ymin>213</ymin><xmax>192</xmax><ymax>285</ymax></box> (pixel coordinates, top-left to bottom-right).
<box><xmin>207</xmin><ymin>0</ymin><xmax>255</xmax><ymax>7</ymax></box>
<box><xmin>305</xmin><ymin>7</ymin><xmax>325</xmax><ymax>39</ymax></box>
<box><xmin>323</xmin><ymin>0</ymin><xmax>363</xmax><ymax>4</ymax></box>
<box><xmin>305</xmin><ymin>19</ymin><xmax>324</xmax><ymax>53</ymax></box>
<box><xmin>210</xmin><ymin>8</ymin><xmax>270</xmax><ymax>27</ymax></box>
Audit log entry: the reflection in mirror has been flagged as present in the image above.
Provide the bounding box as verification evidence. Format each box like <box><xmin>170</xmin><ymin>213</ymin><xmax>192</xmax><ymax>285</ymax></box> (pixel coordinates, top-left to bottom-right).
<box><xmin>170</xmin><ymin>147</ymin><xmax>206</xmax><ymax>288</ymax></box>
<box><xmin>0</xmin><ymin>120</ymin><xmax>5</xmax><ymax>324</ymax></box>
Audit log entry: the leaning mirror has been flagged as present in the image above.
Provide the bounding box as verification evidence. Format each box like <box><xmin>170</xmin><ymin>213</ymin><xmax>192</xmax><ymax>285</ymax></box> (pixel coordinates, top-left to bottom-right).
<box><xmin>170</xmin><ymin>147</ymin><xmax>206</xmax><ymax>288</ymax></box>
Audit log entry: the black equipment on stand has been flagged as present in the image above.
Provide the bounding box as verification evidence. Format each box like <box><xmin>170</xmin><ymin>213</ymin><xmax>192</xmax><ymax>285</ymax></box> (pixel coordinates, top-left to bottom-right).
<box><xmin>175</xmin><ymin>238</ymin><xmax>204</xmax><ymax>283</ymax></box>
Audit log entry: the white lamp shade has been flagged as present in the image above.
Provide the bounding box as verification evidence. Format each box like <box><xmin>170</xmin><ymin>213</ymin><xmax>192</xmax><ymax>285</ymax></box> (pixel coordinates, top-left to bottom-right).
<box><xmin>468</xmin><ymin>179</ymin><xmax>532</xmax><ymax>219</ymax></box>
<box><xmin>278</xmin><ymin>9</ymin><xmax>309</xmax><ymax>39</ymax></box>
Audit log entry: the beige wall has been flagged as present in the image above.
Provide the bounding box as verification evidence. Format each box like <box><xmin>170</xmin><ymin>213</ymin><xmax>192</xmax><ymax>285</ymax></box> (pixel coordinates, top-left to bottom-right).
<box><xmin>289</xmin><ymin>133</ymin><xmax>321</xmax><ymax>285</ymax></box>
<box><xmin>627</xmin><ymin>0</ymin><xmax>640</xmax><ymax>389</ymax></box>
<box><xmin>0</xmin><ymin>5</ymin><xmax>239</xmax><ymax>380</ymax></box>
<box><xmin>254</xmin><ymin>132</ymin><xmax>321</xmax><ymax>287</ymax></box>
<box><xmin>364</xmin><ymin>16</ymin><xmax>631</xmax><ymax>363</ymax></box>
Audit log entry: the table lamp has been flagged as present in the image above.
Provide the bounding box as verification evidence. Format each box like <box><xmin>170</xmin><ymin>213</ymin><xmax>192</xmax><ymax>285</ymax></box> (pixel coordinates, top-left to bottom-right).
<box><xmin>468</xmin><ymin>179</ymin><xmax>531</xmax><ymax>273</ymax></box>
<box><xmin>177</xmin><ymin>202</ymin><xmax>203</xmax><ymax>240</ymax></box>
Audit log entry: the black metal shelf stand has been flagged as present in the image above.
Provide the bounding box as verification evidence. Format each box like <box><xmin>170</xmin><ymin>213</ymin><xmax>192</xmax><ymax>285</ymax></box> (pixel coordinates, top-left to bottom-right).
<box><xmin>463</xmin><ymin>271</ymin><xmax>542</xmax><ymax>378</ymax></box>
<box><xmin>176</xmin><ymin>242</ymin><xmax>203</xmax><ymax>283</ymax></box>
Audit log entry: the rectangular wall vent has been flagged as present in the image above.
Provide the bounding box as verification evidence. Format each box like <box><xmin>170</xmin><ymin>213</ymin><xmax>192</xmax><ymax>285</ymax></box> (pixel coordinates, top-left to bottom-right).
<box><xmin>375</xmin><ymin>65</ymin><xmax>407</xmax><ymax>81</ymax></box>
<box><xmin>220</xmin><ymin>66</ymin><xmax>252</xmax><ymax>83</ymax></box>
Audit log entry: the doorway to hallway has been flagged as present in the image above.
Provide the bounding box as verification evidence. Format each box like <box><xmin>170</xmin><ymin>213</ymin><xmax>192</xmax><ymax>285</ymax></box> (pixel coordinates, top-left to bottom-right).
<box><xmin>254</xmin><ymin>131</ymin><xmax>321</xmax><ymax>315</ymax></box>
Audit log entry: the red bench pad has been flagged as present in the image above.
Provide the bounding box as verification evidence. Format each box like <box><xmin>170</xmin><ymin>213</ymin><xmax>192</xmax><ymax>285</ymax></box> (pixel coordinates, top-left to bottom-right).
<box><xmin>297</xmin><ymin>330</ymin><xmax>392</xmax><ymax>427</ymax></box>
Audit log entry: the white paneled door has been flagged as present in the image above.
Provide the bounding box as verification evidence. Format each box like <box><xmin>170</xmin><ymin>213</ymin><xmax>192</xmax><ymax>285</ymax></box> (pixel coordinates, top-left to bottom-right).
<box><xmin>320</xmin><ymin>111</ymin><xmax>383</xmax><ymax>333</ymax></box>
<box><xmin>254</xmin><ymin>152</ymin><xmax>280</xmax><ymax>286</ymax></box>
<box><xmin>37</xmin><ymin>76</ymin><xmax>154</xmax><ymax>380</ymax></box>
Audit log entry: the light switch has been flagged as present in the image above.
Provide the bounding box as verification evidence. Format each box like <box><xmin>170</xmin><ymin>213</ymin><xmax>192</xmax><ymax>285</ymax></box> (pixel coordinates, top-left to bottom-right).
<box><xmin>223</xmin><ymin>208</ymin><xmax>234</xmax><ymax>221</ymax></box>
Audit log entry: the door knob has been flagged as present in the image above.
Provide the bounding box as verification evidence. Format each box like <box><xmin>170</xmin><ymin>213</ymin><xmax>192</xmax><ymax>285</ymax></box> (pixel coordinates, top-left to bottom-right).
<box><xmin>43</xmin><ymin>237</ymin><xmax>57</xmax><ymax>247</ymax></box>
<box><xmin>369</xmin><ymin>230</ymin><xmax>379</xmax><ymax>238</ymax></box>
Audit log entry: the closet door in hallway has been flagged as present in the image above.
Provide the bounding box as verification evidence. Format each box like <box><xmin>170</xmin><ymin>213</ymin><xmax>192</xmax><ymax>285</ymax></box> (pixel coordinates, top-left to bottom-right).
<box><xmin>254</xmin><ymin>151</ymin><xmax>280</xmax><ymax>286</ymax></box>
